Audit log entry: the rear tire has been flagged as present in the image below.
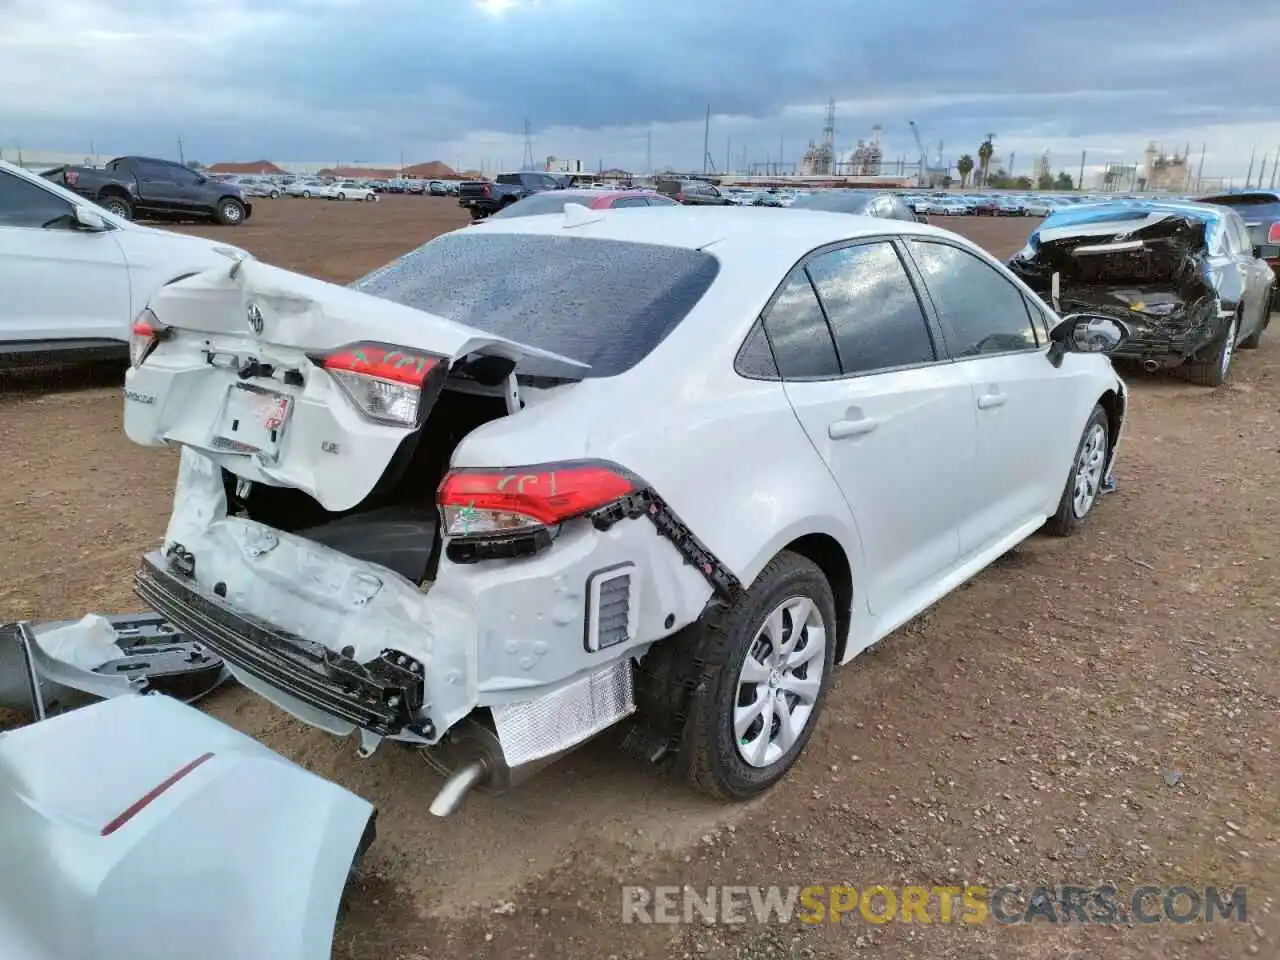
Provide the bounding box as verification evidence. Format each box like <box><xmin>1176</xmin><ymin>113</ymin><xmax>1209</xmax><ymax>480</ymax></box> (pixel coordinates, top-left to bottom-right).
<box><xmin>1182</xmin><ymin>312</ymin><xmax>1238</xmax><ymax>386</ymax></box>
<box><xmin>99</xmin><ymin>193</ymin><xmax>133</xmax><ymax>220</ymax></box>
<box><xmin>215</xmin><ymin>197</ymin><xmax>246</xmax><ymax>226</ymax></box>
<box><xmin>1045</xmin><ymin>404</ymin><xmax>1110</xmax><ymax>537</ymax></box>
<box><xmin>681</xmin><ymin>551</ymin><xmax>837</xmax><ymax>802</ymax></box>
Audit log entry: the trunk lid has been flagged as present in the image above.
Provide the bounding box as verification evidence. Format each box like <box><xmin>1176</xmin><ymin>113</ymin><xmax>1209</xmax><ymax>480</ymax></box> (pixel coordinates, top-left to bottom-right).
<box><xmin>125</xmin><ymin>258</ymin><xmax>586</xmax><ymax>512</ymax></box>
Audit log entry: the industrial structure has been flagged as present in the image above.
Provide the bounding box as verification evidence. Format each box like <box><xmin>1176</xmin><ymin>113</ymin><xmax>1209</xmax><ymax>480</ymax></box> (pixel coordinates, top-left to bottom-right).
<box><xmin>1139</xmin><ymin>142</ymin><xmax>1192</xmax><ymax>192</ymax></box>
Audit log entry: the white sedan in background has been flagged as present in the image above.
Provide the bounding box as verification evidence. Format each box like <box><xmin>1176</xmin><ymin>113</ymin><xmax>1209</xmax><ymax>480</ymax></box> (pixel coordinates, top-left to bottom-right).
<box><xmin>0</xmin><ymin>159</ymin><xmax>249</xmax><ymax>364</ymax></box>
<box><xmin>124</xmin><ymin>207</ymin><xmax>1127</xmax><ymax>812</ymax></box>
<box><xmin>320</xmin><ymin>181</ymin><xmax>378</xmax><ymax>202</ymax></box>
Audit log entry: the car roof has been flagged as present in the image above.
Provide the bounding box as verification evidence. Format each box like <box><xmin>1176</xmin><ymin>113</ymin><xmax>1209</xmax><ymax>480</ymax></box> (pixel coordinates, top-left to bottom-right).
<box><xmin>465</xmin><ymin>205</ymin><xmax>952</xmax><ymax>264</ymax></box>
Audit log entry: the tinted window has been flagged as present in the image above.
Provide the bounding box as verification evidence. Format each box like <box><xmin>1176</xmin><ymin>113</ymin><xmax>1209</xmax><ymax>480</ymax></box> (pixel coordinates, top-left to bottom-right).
<box><xmin>806</xmin><ymin>242</ymin><xmax>936</xmax><ymax>374</ymax></box>
<box><xmin>760</xmin><ymin>272</ymin><xmax>841</xmax><ymax>379</ymax></box>
<box><xmin>351</xmin><ymin>233</ymin><xmax>720</xmax><ymax>379</ymax></box>
<box><xmin>648</xmin><ymin>195</ymin><xmax>678</xmax><ymax>206</ymax></box>
<box><xmin>1198</xmin><ymin>192</ymin><xmax>1280</xmax><ymax>216</ymax></box>
<box><xmin>489</xmin><ymin>193</ymin><xmax>577</xmax><ymax>219</ymax></box>
<box><xmin>0</xmin><ymin>170</ymin><xmax>75</xmax><ymax>228</ymax></box>
<box><xmin>1224</xmin><ymin>212</ymin><xmax>1253</xmax><ymax>254</ymax></box>
<box><xmin>908</xmin><ymin>241</ymin><xmax>1038</xmax><ymax>356</ymax></box>
<box><xmin>611</xmin><ymin>197</ymin><xmax>649</xmax><ymax>208</ymax></box>
<box><xmin>735</xmin><ymin>319</ymin><xmax>779</xmax><ymax>378</ymax></box>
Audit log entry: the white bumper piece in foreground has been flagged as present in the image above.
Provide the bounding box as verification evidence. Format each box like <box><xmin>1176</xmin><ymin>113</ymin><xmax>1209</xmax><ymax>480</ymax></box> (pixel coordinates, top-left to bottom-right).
<box><xmin>0</xmin><ymin>694</ymin><xmax>375</xmax><ymax>960</ymax></box>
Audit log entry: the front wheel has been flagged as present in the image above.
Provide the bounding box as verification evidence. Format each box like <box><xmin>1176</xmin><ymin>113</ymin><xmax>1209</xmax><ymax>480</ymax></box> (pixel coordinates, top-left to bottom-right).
<box><xmin>269</xmin><ymin>189</ymin><xmax>280</xmax><ymax>199</ymax></box>
<box><xmin>682</xmin><ymin>551</ymin><xmax>837</xmax><ymax>801</ymax></box>
<box><xmin>215</xmin><ymin>198</ymin><xmax>246</xmax><ymax>226</ymax></box>
<box><xmin>1044</xmin><ymin>404</ymin><xmax>1110</xmax><ymax>537</ymax></box>
<box><xmin>302</xmin><ymin>190</ymin><xmax>312</xmax><ymax>199</ymax></box>
<box><xmin>1239</xmin><ymin>290</ymin><xmax>1271</xmax><ymax>349</ymax></box>
<box><xmin>1182</xmin><ymin>312</ymin><xmax>1238</xmax><ymax>386</ymax></box>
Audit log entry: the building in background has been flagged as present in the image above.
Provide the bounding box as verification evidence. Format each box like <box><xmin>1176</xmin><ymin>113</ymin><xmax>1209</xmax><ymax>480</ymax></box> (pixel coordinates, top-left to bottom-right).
<box><xmin>1140</xmin><ymin>142</ymin><xmax>1192</xmax><ymax>192</ymax></box>
<box><xmin>545</xmin><ymin>157</ymin><xmax>583</xmax><ymax>173</ymax></box>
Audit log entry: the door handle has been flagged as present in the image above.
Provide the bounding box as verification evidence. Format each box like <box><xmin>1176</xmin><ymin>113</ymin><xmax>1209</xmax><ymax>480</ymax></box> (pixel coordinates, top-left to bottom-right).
<box><xmin>977</xmin><ymin>392</ymin><xmax>1007</xmax><ymax>410</ymax></box>
<box><xmin>828</xmin><ymin>417</ymin><xmax>878</xmax><ymax>439</ymax></box>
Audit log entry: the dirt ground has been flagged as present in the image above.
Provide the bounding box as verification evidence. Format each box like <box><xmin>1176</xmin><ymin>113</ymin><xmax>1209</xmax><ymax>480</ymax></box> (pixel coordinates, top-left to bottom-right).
<box><xmin>1</xmin><ymin>196</ymin><xmax>1276</xmax><ymax>959</ymax></box>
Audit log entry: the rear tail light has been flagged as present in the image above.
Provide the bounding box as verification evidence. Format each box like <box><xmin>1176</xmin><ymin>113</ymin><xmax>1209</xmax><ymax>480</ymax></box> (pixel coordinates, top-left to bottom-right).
<box><xmin>100</xmin><ymin>751</ymin><xmax>214</xmax><ymax>836</ymax></box>
<box><xmin>319</xmin><ymin>341</ymin><xmax>446</xmax><ymax>427</ymax></box>
<box><xmin>676</xmin><ymin>192</ymin><xmax>686</xmax><ymax>203</ymax></box>
<box><xmin>482</xmin><ymin>183</ymin><xmax>492</xmax><ymax>197</ymax></box>
<box><xmin>437</xmin><ymin>460</ymin><xmax>640</xmax><ymax>562</ymax></box>
<box><xmin>1268</xmin><ymin>222</ymin><xmax>1280</xmax><ymax>244</ymax></box>
<box><xmin>129</xmin><ymin>308</ymin><xmax>171</xmax><ymax>368</ymax></box>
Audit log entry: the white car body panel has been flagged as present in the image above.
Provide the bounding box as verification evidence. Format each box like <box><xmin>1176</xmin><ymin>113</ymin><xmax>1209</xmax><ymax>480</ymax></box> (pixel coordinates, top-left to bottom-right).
<box><xmin>320</xmin><ymin>183</ymin><xmax>376</xmax><ymax>201</ymax></box>
<box><xmin>0</xmin><ymin>694</ymin><xmax>373</xmax><ymax>960</ymax></box>
<box><xmin>122</xmin><ymin>207</ymin><xmax>1126</xmax><ymax>769</ymax></box>
<box><xmin>0</xmin><ymin>160</ymin><xmax>250</xmax><ymax>350</ymax></box>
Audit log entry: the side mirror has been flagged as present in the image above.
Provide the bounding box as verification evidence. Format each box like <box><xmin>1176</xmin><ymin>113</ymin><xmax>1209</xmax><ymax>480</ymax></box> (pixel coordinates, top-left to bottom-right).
<box><xmin>73</xmin><ymin>206</ymin><xmax>108</xmax><ymax>232</ymax></box>
<box><xmin>1047</xmin><ymin>313</ymin><xmax>1127</xmax><ymax>367</ymax></box>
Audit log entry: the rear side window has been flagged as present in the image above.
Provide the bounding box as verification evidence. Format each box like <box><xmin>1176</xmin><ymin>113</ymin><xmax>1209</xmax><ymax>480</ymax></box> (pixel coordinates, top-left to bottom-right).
<box><xmin>351</xmin><ymin>233</ymin><xmax>719</xmax><ymax>379</ymax></box>
<box><xmin>496</xmin><ymin>174</ymin><xmax>521</xmax><ymax>185</ymax></box>
<box><xmin>805</xmin><ymin>242</ymin><xmax>936</xmax><ymax>374</ymax></box>
<box><xmin>908</xmin><ymin>240</ymin><xmax>1039</xmax><ymax>356</ymax></box>
<box><xmin>760</xmin><ymin>272</ymin><xmax>841</xmax><ymax>379</ymax></box>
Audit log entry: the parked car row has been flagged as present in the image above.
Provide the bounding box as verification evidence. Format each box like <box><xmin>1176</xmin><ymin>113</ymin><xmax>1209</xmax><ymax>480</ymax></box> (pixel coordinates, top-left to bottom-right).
<box><xmin>211</xmin><ymin>173</ymin><xmax>462</xmax><ymax>199</ymax></box>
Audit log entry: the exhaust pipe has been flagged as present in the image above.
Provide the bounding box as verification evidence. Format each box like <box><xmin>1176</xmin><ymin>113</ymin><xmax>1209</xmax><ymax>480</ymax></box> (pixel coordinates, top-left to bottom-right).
<box><xmin>429</xmin><ymin>758</ymin><xmax>489</xmax><ymax>817</ymax></box>
<box><xmin>1142</xmin><ymin>359</ymin><xmax>1160</xmax><ymax>372</ymax></box>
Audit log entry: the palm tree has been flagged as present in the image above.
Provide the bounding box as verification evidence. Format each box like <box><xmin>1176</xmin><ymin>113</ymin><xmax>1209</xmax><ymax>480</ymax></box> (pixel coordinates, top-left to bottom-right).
<box><xmin>977</xmin><ymin>137</ymin><xmax>994</xmax><ymax>188</ymax></box>
<box><xmin>956</xmin><ymin>154</ymin><xmax>974</xmax><ymax>187</ymax></box>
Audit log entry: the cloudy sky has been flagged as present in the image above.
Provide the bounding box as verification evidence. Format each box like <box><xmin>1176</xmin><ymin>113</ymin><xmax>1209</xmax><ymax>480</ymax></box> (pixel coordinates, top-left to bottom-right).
<box><xmin>3</xmin><ymin>0</ymin><xmax>1280</xmax><ymax>184</ymax></box>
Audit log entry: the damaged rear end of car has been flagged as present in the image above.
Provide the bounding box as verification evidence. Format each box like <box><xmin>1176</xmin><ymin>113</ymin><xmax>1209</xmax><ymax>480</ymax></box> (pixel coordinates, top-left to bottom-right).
<box><xmin>124</xmin><ymin>240</ymin><xmax>724</xmax><ymax>814</ymax></box>
<box><xmin>1008</xmin><ymin>202</ymin><xmax>1240</xmax><ymax>372</ymax></box>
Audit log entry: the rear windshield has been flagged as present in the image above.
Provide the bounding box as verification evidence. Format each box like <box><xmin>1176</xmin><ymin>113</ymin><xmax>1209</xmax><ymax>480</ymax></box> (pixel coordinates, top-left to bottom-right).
<box><xmin>790</xmin><ymin>192</ymin><xmax>874</xmax><ymax>214</ymax></box>
<box><xmin>489</xmin><ymin>193</ymin><xmax>582</xmax><ymax>219</ymax></box>
<box><xmin>351</xmin><ymin>233</ymin><xmax>720</xmax><ymax>379</ymax></box>
<box><xmin>1198</xmin><ymin>193</ymin><xmax>1280</xmax><ymax>219</ymax></box>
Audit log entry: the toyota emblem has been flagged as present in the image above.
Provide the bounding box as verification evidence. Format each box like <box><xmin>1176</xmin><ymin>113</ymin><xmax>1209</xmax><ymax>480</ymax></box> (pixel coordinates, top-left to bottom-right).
<box><xmin>247</xmin><ymin>303</ymin><xmax>264</xmax><ymax>335</ymax></box>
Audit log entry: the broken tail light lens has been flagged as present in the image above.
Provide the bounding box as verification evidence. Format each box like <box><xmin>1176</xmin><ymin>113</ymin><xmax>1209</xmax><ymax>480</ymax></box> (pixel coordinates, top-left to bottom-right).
<box><xmin>321</xmin><ymin>342</ymin><xmax>445</xmax><ymax>427</ymax></box>
<box><xmin>1267</xmin><ymin>222</ymin><xmax>1280</xmax><ymax>244</ymax></box>
<box><xmin>437</xmin><ymin>461</ymin><xmax>639</xmax><ymax>562</ymax></box>
<box><xmin>129</xmin><ymin>309</ymin><xmax>170</xmax><ymax>368</ymax></box>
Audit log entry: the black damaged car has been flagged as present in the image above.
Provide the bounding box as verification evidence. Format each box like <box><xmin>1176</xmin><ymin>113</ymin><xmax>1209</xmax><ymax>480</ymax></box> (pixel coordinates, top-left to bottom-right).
<box><xmin>1008</xmin><ymin>200</ymin><xmax>1275</xmax><ymax>386</ymax></box>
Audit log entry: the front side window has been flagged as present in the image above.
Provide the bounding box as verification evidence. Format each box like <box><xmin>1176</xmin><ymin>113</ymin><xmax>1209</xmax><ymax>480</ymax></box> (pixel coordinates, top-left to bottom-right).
<box><xmin>0</xmin><ymin>170</ymin><xmax>76</xmax><ymax>229</ymax></box>
<box><xmin>908</xmin><ymin>240</ymin><xmax>1039</xmax><ymax>357</ymax></box>
<box><xmin>805</xmin><ymin>242</ymin><xmax>937</xmax><ymax>374</ymax></box>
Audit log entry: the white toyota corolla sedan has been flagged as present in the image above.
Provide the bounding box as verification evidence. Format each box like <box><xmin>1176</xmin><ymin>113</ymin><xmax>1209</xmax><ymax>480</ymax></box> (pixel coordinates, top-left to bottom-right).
<box><xmin>122</xmin><ymin>205</ymin><xmax>1128</xmax><ymax>813</ymax></box>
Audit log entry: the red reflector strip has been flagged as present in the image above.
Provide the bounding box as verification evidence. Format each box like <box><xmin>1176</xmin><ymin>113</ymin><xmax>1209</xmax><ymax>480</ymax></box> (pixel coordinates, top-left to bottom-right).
<box><xmin>323</xmin><ymin>343</ymin><xmax>441</xmax><ymax>386</ymax></box>
<box><xmin>100</xmin><ymin>751</ymin><xmax>214</xmax><ymax>837</ymax></box>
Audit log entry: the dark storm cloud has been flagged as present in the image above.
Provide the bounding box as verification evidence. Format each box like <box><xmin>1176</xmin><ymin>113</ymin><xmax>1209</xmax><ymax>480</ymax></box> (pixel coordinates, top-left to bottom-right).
<box><xmin>4</xmin><ymin>0</ymin><xmax>1279</xmax><ymax>168</ymax></box>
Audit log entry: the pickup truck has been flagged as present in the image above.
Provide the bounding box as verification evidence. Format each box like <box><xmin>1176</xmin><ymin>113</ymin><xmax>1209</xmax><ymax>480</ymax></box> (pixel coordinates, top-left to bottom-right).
<box><xmin>457</xmin><ymin>171</ymin><xmax>563</xmax><ymax>219</ymax></box>
<box><xmin>42</xmin><ymin>156</ymin><xmax>252</xmax><ymax>226</ymax></box>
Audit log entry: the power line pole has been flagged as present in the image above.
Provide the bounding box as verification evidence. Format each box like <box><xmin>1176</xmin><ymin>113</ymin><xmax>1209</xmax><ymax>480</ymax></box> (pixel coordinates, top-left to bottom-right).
<box><xmin>521</xmin><ymin>120</ymin><xmax>535</xmax><ymax>171</ymax></box>
<box><xmin>702</xmin><ymin>103</ymin><xmax>711</xmax><ymax>175</ymax></box>
<box><xmin>177</xmin><ymin>136</ymin><xmax>185</xmax><ymax>166</ymax></box>
<box><xmin>646</xmin><ymin>130</ymin><xmax>652</xmax><ymax>175</ymax></box>
<box><xmin>1244</xmin><ymin>146</ymin><xmax>1256</xmax><ymax>188</ymax></box>
<box><xmin>1270</xmin><ymin>145</ymin><xmax>1279</xmax><ymax>189</ymax></box>
<box><xmin>1196</xmin><ymin>143</ymin><xmax>1206</xmax><ymax>190</ymax></box>
<box><xmin>1078</xmin><ymin>150</ymin><xmax>1086</xmax><ymax>191</ymax></box>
